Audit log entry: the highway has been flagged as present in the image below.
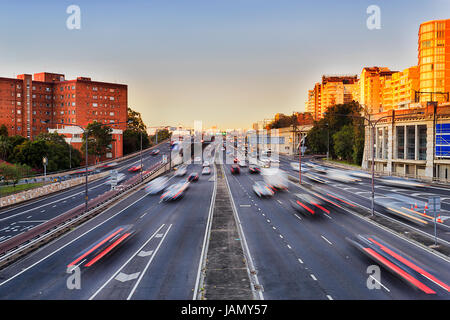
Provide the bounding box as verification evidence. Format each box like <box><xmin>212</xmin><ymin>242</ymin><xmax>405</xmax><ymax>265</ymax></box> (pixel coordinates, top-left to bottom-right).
<box><xmin>0</xmin><ymin>143</ymin><xmax>171</xmax><ymax>244</ymax></box>
<box><xmin>223</xmin><ymin>153</ymin><xmax>450</xmax><ymax>299</ymax></box>
<box><xmin>0</xmin><ymin>140</ymin><xmax>448</xmax><ymax>300</ymax></box>
<box><xmin>0</xmin><ymin>146</ymin><xmax>216</xmax><ymax>299</ymax></box>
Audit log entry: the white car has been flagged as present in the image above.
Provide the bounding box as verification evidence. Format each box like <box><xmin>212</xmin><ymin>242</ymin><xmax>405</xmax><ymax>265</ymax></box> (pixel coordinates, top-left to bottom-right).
<box><xmin>194</xmin><ymin>156</ymin><xmax>202</xmax><ymax>163</ymax></box>
<box><xmin>202</xmin><ymin>166</ymin><xmax>211</xmax><ymax>175</ymax></box>
<box><xmin>106</xmin><ymin>173</ymin><xmax>126</xmax><ymax>184</ymax></box>
<box><xmin>175</xmin><ymin>166</ymin><xmax>187</xmax><ymax>176</ymax></box>
<box><xmin>203</xmin><ymin>161</ymin><xmax>210</xmax><ymax>167</ymax></box>
<box><xmin>253</xmin><ymin>181</ymin><xmax>275</xmax><ymax>197</ymax></box>
<box><xmin>238</xmin><ymin>161</ymin><xmax>247</xmax><ymax>167</ymax></box>
<box><xmin>144</xmin><ymin>176</ymin><xmax>169</xmax><ymax>194</ymax></box>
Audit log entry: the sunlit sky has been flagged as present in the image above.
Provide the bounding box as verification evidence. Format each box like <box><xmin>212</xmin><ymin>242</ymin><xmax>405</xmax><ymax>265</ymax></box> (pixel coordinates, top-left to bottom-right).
<box><xmin>0</xmin><ymin>0</ymin><xmax>449</xmax><ymax>130</ymax></box>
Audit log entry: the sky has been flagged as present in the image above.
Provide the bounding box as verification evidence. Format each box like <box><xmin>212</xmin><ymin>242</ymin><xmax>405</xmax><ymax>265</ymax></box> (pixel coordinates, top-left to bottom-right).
<box><xmin>0</xmin><ymin>0</ymin><xmax>449</xmax><ymax>130</ymax></box>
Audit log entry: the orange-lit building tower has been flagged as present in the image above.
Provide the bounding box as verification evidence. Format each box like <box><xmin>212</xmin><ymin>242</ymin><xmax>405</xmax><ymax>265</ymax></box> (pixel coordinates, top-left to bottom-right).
<box><xmin>418</xmin><ymin>19</ymin><xmax>450</xmax><ymax>104</ymax></box>
<box><xmin>382</xmin><ymin>66</ymin><xmax>420</xmax><ymax>111</ymax></box>
<box><xmin>355</xmin><ymin>67</ymin><xmax>396</xmax><ymax>114</ymax></box>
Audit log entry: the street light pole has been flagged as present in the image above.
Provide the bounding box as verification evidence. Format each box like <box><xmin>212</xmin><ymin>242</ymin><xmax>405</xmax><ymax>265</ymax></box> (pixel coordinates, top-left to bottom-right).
<box><xmin>140</xmin><ymin>130</ymin><xmax>143</xmax><ymax>182</ymax></box>
<box><xmin>84</xmin><ymin>132</ymin><xmax>89</xmax><ymax>212</ymax></box>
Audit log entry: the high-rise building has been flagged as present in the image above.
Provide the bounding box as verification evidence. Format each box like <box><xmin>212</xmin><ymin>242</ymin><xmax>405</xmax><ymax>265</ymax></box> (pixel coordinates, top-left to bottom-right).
<box><xmin>0</xmin><ymin>72</ymin><xmax>127</xmax><ymax>160</ymax></box>
<box><xmin>382</xmin><ymin>66</ymin><xmax>420</xmax><ymax>111</ymax></box>
<box><xmin>418</xmin><ymin>19</ymin><xmax>450</xmax><ymax>104</ymax></box>
<box><xmin>355</xmin><ymin>67</ymin><xmax>397</xmax><ymax>114</ymax></box>
<box><xmin>306</xmin><ymin>76</ymin><xmax>357</xmax><ymax>120</ymax></box>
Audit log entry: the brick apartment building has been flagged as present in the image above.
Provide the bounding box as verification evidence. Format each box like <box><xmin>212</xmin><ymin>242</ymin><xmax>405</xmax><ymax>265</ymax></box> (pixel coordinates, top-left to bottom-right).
<box><xmin>0</xmin><ymin>72</ymin><xmax>127</xmax><ymax>162</ymax></box>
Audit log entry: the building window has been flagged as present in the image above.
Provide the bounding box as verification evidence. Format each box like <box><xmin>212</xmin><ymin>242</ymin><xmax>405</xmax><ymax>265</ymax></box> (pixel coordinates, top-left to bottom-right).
<box><xmin>397</xmin><ymin>126</ymin><xmax>404</xmax><ymax>159</ymax></box>
<box><xmin>418</xmin><ymin>125</ymin><xmax>427</xmax><ymax>160</ymax></box>
<box><xmin>406</xmin><ymin>125</ymin><xmax>415</xmax><ymax>160</ymax></box>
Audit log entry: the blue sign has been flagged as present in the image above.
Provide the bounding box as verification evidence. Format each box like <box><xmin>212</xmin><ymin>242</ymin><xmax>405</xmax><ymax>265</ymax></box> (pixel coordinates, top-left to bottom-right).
<box><xmin>436</xmin><ymin>123</ymin><xmax>450</xmax><ymax>158</ymax></box>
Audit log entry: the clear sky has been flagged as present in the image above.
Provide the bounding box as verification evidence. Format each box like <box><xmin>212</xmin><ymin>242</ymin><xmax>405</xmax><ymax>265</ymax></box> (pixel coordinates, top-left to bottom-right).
<box><xmin>0</xmin><ymin>0</ymin><xmax>448</xmax><ymax>130</ymax></box>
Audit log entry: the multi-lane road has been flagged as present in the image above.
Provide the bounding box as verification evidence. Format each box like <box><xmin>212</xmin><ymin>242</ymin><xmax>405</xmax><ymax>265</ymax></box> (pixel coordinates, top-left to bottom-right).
<box><xmin>0</xmin><ymin>141</ymin><xmax>448</xmax><ymax>300</ymax></box>
<box><xmin>0</xmin><ymin>144</ymin><xmax>170</xmax><ymax>243</ymax></box>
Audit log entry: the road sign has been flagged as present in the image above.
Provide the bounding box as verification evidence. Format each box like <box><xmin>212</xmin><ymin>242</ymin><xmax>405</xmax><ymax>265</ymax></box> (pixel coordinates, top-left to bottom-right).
<box><xmin>110</xmin><ymin>169</ymin><xmax>118</xmax><ymax>188</ymax></box>
<box><xmin>162</xmin><ymin>155</ymin><xmax>168</xmax><ymax>163</ymax></box>
<box><xmin>428</xmin><ymin>195</ymin><xmax>440</xmax><ymax>246</ymax></box>
<box><xmin>428</xmin><ymin>196</ymin><xmax>441</xmax><ymax>213</ymax></box>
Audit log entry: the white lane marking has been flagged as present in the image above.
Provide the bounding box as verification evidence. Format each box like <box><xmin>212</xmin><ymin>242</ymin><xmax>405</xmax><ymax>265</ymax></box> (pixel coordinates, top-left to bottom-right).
<box><xmin>287</xmin><ymin>244</ymin><xmax>292</xmax><ymax>249</ymax></box>
<box><xmin>127</xmin><ymin>224</ymin><xmax>172</xmax><ymax>300</ymax></box>
<box><xmin>89</xmin><ymin>224</ymin><xmax>165</xmax><ymax>299</ymax></box>
<box><xmin>321</xmin><ymin>235</ymin><xmax>333</xmax><ymax>245</ymax></box>
<box><xmin>277</xmin><ymin>200</ymin><xmax>282</xmax><ymax>204</ymax></box>
<box><xmin>310</xmin><ymin>274</ymin><xmax>317</xmax><ymax>281</ymax></box>
<box><xmin>115</xmin><ymin>272</ymin><xmax>141</xmax><ymax>283</ymax></box>
<box><xmin>369</xmin><ymin>275</ymin><xmax>390</xmax><ymax>292</ymax></box>
<box><xmin>327</xmin><ymin>295</ymin><xmax>333</xmax><ymax>300</ymax></box>
<box><xmin>294</xmin><ymin>214</ymin><xmax>302</xmax><ymax>221</ymax></box>
<box><xmin>0</xmin><ymin>193</ymin><xmax>150</xmax><ymax>288</ymax></box>
<box><xmin>298</xmin><ymin>258</ymin><xmax>303</xmax><ymax>264</ymax></box>
<box><xmin>239</xmin><ymin>205</ymin><xmax>251</xmax><ymax>207</ymax></box>
<box><xmin>279</xmin><ymin>235</ymin><xmax>284</xmax><ymax>239</ymax></box>
<box><xmin>323</xmin><ymin>214</ymin><xmax>332</xmax><ymax>220</ymax></box>
<box><xmin>137</xmin><ymin>250</ymin><xmax>154</xmax><ymax>257</ymax></box>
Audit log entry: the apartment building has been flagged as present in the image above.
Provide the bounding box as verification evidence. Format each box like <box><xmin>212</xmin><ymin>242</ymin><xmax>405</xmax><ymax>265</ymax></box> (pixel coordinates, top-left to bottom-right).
<box><xmin>0</xmin><ymin>72</ymin><xmax>127</xmax><ymax>160</ymax></box>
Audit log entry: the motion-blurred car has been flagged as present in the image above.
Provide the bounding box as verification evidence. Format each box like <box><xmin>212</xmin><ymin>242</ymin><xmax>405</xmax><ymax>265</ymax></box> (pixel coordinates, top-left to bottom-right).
<box><xmin>249</xmin><ymin>165</ymin><xmax>261</xmax><ymax>174</ymax></box>
<box><xmin>188</xmin><ymin>172</ymin><xmax>199</xmax><ymax>182</ymax></box>
<box><xmin>261</xmin><ymin>168</ymin><xmax>288</xmax><ymax>189</ymax></box>
<box><xmin>203</xmin><ymin>161</ymin><xmax>210</xmax><ymax>167</ymax></box>
<box><xmin>346</xmin><ymin>234</ymin><xmax>449</xmax><ymax>294</ymax></box>
<box><xmin>231</xmin><ymin>164</ymin><xmax>240</xmax><ymax>174</ymax></box>
<box><xmin>325</xmin><ymin>169</ymin><xmax>361</xmax><ymax>183</ymax></box>
<box><xmin>202</xmin><ymin>166</ymin><xmax>211</xmax><ymax>175</ymax></box>
<box><xmin>128</xmin><ymin>164</ymin><xmax>142</xmax><ymax>172</ymax></box>
<box><xmin>377</xmin><ymin>176</ymin><xmax>427</xmax><ymax>188</ymax></box>
<box><xmin>150</xmin><ymin>149</ymin><xmax>160</xmax><ymax>156</ymax></box>
<box><xmin>238</xmin><ymin>160</ymin><xmax>247</xmax><ymax>167</ymax></box>
<box><xmin>98</xmin><ymin>162</ymin><xmax>119</xmax><ymax>170</ymax></box>
<box><xmin>68</xmin><ymin>225</ymin><xmax>135</xmax><ymax>268</ymax></box>
<box><xmin>160</xmin><ymin>181</ymin><xmax>190</xmax><ymax>202</ymax></box>
<box><xmin>253</xmin><ymin>181</ymin><xmax>275</xmax><ymax>197</ymax></box>
<box><xmin>233</xmin><ymin>158</ymin><xmax>239</xmax><ymax>164</ymax></box>
<box><xmin>144</xmin><ymin>176</ymin><xmax>169</xmax><ymax>194</ymax></box>
<box><xmin>194</xmin><ymin>156</ymin><xmax>202</xmax><ymax>163</ymax></box>
<box><xmin>290</xmin><ymin>192</ymin><xmax>329</xmax><ymax>217</ymax></box>
<box><xmin>105</xmin><ymin>173</ymin><xmax>126</xmax><ymax>185</ymax></box>
<box><xmin>174</xmin><ymin>165</ymin><xmax>187</xmax><ymax>176</ymax></box>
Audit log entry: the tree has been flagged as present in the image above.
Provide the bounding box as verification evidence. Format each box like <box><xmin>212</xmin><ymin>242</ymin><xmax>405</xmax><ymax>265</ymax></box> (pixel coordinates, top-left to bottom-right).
<box><xmin>304</xmin><ymin>101</ymin><xmax>365</xmax><ymax>164</ymax></box>
<box><xmin>127</xmin><ymin>107</ymin><xmax>147</xmax><ymax>132</ymax></box>
<box><xmin>154</xmin><ymin>129</ymin><xmax>171</xmax><ymax>143</ymax></box>
<box><xmin>82</xmin><ymin>122</ymin><xmax>113</xmax><ymax>164</ymax></box>
<box><xmin>123</xmin><ymin>129</ymin><xmax>151</xmax><ymax>155</ymax></box>
<box><xmin>123</xmin><ymin>107</ymin><xmax>151</xmax><ymax>155</ymax></box>
<box><xmin>333</xmin><ymin>125</ymin><xmax>354</xmax><ymax>161</ymax></box>
<box><xmin>0</xmin><ymin>125</ymin><xmax>8</xmax><ymax>137</ymax></box>
<box><xmin>9</xmin><ymin>133</ymin><xmax>81</xmax><ymax>172</ymax></box>
<box><xmin>0</xmin><ymin>163</ymin><xmax>32</xmax><ymax>187</ymax></box>
<box><xmin>0</xmin><ymin>136</ymin><xmax>11</xmax><ymax>161</ymax></box>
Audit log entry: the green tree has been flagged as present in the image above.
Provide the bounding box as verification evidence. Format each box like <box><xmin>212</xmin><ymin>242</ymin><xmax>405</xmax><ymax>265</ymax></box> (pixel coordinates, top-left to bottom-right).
<box><xmin>123</xmin><ymin>107</ymin><xmax>151</xmax><ymax>155</ymax></box>
<box><xmin>127</xmin><ymin>107</ymin><xmax>147</xmax><ymax>131</ymax></box>
<box><xmin>0</xmin><ymin>125</ymin><xmax>8</xmax><ymax>137</ymax></box>
<box><xmin>9</xmin><ymin>133</ymin><xmax>82</xmax><ymax>172</ymax></box>
<box><xmin>333</xmin><ymin>125</ymin><xmax>354</xmax><ymax>161</ymax></box>
<box><xmin>0</xmin><ymin>136</ymin><xmax>11</xmax><ymax>161</ymax></box>
<box><xmin>82</xmin><ymin>122</ymin><xmax>113</xmax><ymax>164</ymax></box>
<box><xmin>154</xmin><ymin>129</ymin><xmax>171</xmax><ymax>143</ymax></box>
<box><xmin>305</xmin><ymin>101</ymin><xmax>365</xmax><ymax>164</ymax></box>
